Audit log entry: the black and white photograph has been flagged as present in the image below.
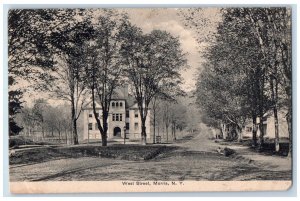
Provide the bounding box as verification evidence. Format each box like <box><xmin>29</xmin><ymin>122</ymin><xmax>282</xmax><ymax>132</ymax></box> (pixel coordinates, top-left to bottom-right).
<box><xmin>7</xmin><ymin>7</ymin><xmax>293</xmax><ymax>193</ymax></box>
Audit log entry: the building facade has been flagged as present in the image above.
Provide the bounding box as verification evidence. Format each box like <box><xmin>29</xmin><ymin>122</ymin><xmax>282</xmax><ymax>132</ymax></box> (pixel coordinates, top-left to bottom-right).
<box><xmin>82</xmin><ymin>89</ymin><xmax>151</xmax><ymax>141</ymax></box>
<box><xmin>241</xmin><ymin>110</ymin><xmax>289</xmax><ymax>139</ymax></box>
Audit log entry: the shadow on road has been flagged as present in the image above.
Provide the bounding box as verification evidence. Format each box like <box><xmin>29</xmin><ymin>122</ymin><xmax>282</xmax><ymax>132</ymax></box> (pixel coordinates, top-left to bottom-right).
<box><xmin>173</xmin><ymin>134</ymin><xmax>196</xmax><ymax>144</ymax></box>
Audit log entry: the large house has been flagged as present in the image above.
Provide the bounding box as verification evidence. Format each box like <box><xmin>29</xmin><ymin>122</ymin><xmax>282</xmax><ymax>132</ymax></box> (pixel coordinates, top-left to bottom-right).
<box><xmin>218</xmin><ymin>109</ymin><xmax>289</xmax><ymax>141</ymax></box>
<box><xmin>82</xmin><ymin>86</ymin><xmax>151</xmax><ymax>141</ymax></box>
<box><xmin>241</xmin><ymin>109</ymin><xmax>289</xmax><ymax>140</ymax></box>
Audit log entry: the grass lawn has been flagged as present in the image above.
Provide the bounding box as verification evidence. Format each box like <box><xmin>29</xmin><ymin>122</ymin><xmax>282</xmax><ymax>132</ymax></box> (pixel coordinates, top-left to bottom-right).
<box><xmin>216</xmin><ymin>138</ymin><xmax>290</xmax><ymax>156</ymax></box>
<box><xmin>9</xmin><ymin>144</ymin><xmax>178</xmax><ymax>166</ymax></box>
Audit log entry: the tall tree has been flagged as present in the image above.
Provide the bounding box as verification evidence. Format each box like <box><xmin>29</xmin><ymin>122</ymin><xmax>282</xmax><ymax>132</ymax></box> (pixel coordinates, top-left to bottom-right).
<box><xmin>8</xmin><ymin>9</ymin><xmax>57</xmax><ymax>80</ymax></box>
<box><xmin>120</xmin><ymin>25</ymin><xmax>187</xmax><ymax>145</ymax></box>
<box><xmin>196</xmin><ymin>8</ymin><xmax>291</xmax><ymax>153</ymax></box>
<box><xmin>49</xmin><ymin>10</ymin><xmax>95</xmax><ymax>144</ymax></box>
<box><xmin>162</xmin><ymin>101</ymin><xmax>171</xmax><ymax>143</ymax></box>
<box><xmin>151</xmin><ymin>90</ymin><xmax>185</xmax><ymax>143</ymax></box>
<box><xmin>169</xmin><ymin>102</ymin><xmax>187</xmax><ymax>141</ymax></box>
<box><xmin>9</xmin><ymin>77</ymin><xmax>23</xmax><ymax>136</ymax></box>
<box><xmin>150</xmin><ymin>96</ymin><xmax>159</xmax><ymax>144</ymax></box>
<box><xmin>242</xmin><ymin>8</ymin><xmax>292</xmax><ymax>152</ymax></box>
<box><xmin>213</xmin><ymin>8</ymin><xmax>271</xmax><ymax>145</ymax></box>
<box><xmin>52</xmin><ymin>54</ymin><xmax>87</xmax><ymax>144</ymax></box>
<box><xmin>8</xmin><ymin>9</ymin><xmax>92</xmax><ymax>144</ymax></box>
<box><xmin>16</xmin><ymin>103</ymin><xmax>73</xmax><ymax>143</ymax></box>
<box><xmin>220</xmin><ymin>8</ymin><xmax>292</xmax><ymax>151</ymax></box>
<box><xmin>84</xmin><ymin>11</ymin><xmax>128</xmax><ymax>146</ymax></box>
<box><xmin>8</xmin><ymin>9</ymin><xmax>57</xmax><ymax>137</ymax></box>
<box><xmin>196</xmin><ymin>60</ymin><xmax>249</xmax><ymax>141</ymax></box>
<box><xmin>15</xmin><ymin>106</ymin><xmax>33</xmax><ymax>136</ymax></box>
<box><xmin>31</xmin><ymin>99</ymin><xmax>48</xmax><ymax>139</ymax></box>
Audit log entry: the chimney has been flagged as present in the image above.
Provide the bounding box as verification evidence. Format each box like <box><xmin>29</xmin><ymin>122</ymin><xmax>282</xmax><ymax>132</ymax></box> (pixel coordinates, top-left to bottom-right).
<box><xmin>123</xmin><ymin>84</ymin><xmax>128</xmax><ymax>99</ymax></box>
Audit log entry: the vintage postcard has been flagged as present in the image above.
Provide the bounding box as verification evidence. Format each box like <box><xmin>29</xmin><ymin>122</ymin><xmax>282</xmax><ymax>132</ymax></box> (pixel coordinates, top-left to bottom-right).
<box><xmin>8</xmin><ymin>7</ymin><xmax>292</xmax><ymax>193</ymax></box>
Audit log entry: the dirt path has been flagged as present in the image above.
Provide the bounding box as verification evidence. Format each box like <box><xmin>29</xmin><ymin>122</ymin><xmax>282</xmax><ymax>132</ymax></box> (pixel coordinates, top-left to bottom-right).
<box><xmin>174</xmin><ymin>131</ymin><xmax>220</xmax><ymax>152</ymax></box>
<box><xmin>181</xmin><ymin>131</ymin><xmax>291</xmax><ymax>172</ymax></box>
<box><xmin>217</xmin><ymin>143</ymin><xmax>292</xmax><ymax>172</ymax></box>
<box><xmin>177</xmin><ymin>126</ymin><xmax>292</xmax><ymax>170</ymax></box>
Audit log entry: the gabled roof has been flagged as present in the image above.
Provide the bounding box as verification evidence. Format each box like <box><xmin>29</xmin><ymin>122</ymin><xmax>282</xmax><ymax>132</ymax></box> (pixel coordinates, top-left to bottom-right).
<box><xmin>111</xmin><ymin>88</ymin><xmax>127</xmax><ymax>100</ymax></box>
<box><xmin>83</xmin><ymin>99</ymin><xmax>102</xmax><ymax>109</ymax></box>
<box><xmin>126</xmin><ymin>95</ymin><xmax>136</xmax><ymax>108</ymax></box>
<box><xmin>83</xmin><ymin>88</ymin><xmax>137</xmax><ymax>110</ymax></box>
<box><xmin>263</xmin><ymin>108</ymin><xmax>288</xmax><ymax>118</ymax></box>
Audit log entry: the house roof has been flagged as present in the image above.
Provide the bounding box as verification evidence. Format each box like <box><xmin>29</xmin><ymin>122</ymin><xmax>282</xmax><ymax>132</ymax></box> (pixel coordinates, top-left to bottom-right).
<box><xmin>125</xmin><ymin>95</ymin><xmax>136</xmax><ymax>108</ymax></box>
<box><xmin>263</xmin><ymin>108</ymin><xmax>288</xmax><ymax>118</ymax></box>
<box><xmin>111</xmin><ymin>88</ymin><xmax>126</xmax><ymax>100</ymax></box>
<box><xmin>83</xmin><ymin>89</ymin><xmax>137</xmax><ymax>110</ymax></box>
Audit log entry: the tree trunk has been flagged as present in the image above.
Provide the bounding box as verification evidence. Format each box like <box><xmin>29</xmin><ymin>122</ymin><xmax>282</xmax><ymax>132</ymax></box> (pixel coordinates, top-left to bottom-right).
<box><xmin>101</xmin><ymin>133</ymin><xmax>107</xmax><ymax>146</ymax></box>
<box><xmin>270</xmin><ymin>75</ymin><xmax>280</xmax><ymax>152</ymax></box>
<box><xmin>162</xmin><ymin>126</ymin><xmax>164</xmax><ymax>141</ymax></box>
<box><xmin>71</xmin><ymin>96</ymin><xmax>79</xmax><ymax>145</ymax></box>
<box><xmin>141</xmin><ymin>119</ymin><xmax>147</xmax><ymax>145</ymax></box>
<box><xmin>252</xmin><ymin>116</ymin><xmax>257</xmax><ymax>147</ymax></box>
<box><xmin>221</xmin><ymin>123</ymin><xmax>226</xmax><ymax>139</ymax></box>
<box><xmin>258</xmin><ymin>115</ymin><xmax>264</xmax><ymax>149</ymax></box>
<box><xmin>94</xmin><ymin>114</ymin><xmax>107</xmax><ymax>147</ymax></box>
<box><xmin>237</xmin><ymin>126</ymin><xmax>242</xmax><ymax>142</ymax></box>
<box><xmin>42</xmin><ymin>123</ymin><xmax>45</xmax><ymax>140</ymax></box>
<box><xmin>58</xmin><ymin>123</ymin><xmax>61</xmax><ymax>143</ymax></box>
<box><xmin>65</xmin><ymin>129</ymin><xmax>68</xmax><ymax>145</ymax></box>
<box><xmin>258</xmin><ymin>80</ymin><xmax>265</xmax><ymax>149</ymax></box>
<box><xmin>153</xmin><ymin>109</ymin><xmax>156</xmax><ymax>144</ymax></box>
<box><xmin>58</xmin><ymin>130</ymin><xmax>61</xmax><ymax>143</ymax></box>
<box><xmin>171</xmin><ymin>124</ymin><xmax>174</xmax><ymax>140</ymax></box>
<box><xmin>101</xmin><ymin>122</ymin><xmax>108</xmax><ymax>146</ymax></box>
<box><xmin>72</xmin><ymin>118</ymin><xmax>78</xmax><ymax>145</ymax></box>
<box><xmin>173</xmin><ymin>124</ymin><xmax>176</xmax><ymax>141</ymax></box>
<box><xmin>171</xmin><ymin>124</ymin><xmax>173</xmax><ymax>140</ymax></box>
<box><xmin>273</xmin><ymin>107</ymin><xmax>280</xmax><ymax>152</ymax></box>
<box><xmin>166</xmin><ymin>124</ymin><xmax>169</xmax><ymax>143</ymax></box>
<box><xmin>286</xmin><ymin>107</ymin><xmax>292</xmax><ymax>157</ymax></box>
<box><xmin>152</xmin><ymin>98</ymin><xmax>157</xmax><ymax>144</ymax></box>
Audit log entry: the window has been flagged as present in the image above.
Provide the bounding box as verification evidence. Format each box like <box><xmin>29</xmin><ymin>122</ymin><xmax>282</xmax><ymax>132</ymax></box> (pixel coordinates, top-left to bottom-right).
<box><xmin>95</xmin><ymin>113</ymin><xmax>99</xmax><ymax>118</ymax></box>
<box><xmin>88</xmin><ymin>123</ymin><xmax>93</xmax><ymax>130</ymax></box>
<box><xmin>116</xmin><ymin>102</ymin><xmax>119</xmax><ymax>107</ymax></box>
<box><xmin>120</xmin><ymin>102</ymin><xmax>123</xmax><ymax>107</ymax></box>
<box><xmin>246</xmin><ymin>127</ymin><xmax>252</xmax><ymax>132</ymax></box>
<box><xmin>112</xmin><ymin>102</ymin><xmax>115</xmax><ymax>107</ymax></box>
<box><xmin>135</xmin><ymin>110</ymin><xmax>138</xmax><ymax>118</ymax></box>
<box><xmin>112</xmin><ymin>113</ymin><xmax>123</xmax><ymax>121</ymax></box>
<box><xmin>134</xmin><ymin>123</ymin><xmax>138</xmax><ymax>130</ymax></box>
<box><xmin>126</xmin><ymin>123</ymin><xmax>130</xmax><ymax>130</ymax></box>
<box><xmin>89</xmin><ymin>113</ymin><xmax>92</xmax><ymax>118</ymax></box>
<box><xmin>126</xmin><ymin>110</ymin><xmax>129</xmax><ymax>118</ymax></box>
<box><xmin>95</xmin><ymin>123</ymin><xmax>98</xmax><ymax>130</ymax></box>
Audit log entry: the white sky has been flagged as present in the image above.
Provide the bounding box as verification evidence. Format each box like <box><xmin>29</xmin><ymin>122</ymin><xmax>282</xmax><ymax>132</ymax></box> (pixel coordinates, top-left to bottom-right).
<box><xmin>125</xmin><ymin>8</ymin><xmax>221</xmax><ymax>91</ymax></box>
<box><xmin>16</xmin><ymin>8</ymin><xmax>222</xmax><ymax>106</ymax></box>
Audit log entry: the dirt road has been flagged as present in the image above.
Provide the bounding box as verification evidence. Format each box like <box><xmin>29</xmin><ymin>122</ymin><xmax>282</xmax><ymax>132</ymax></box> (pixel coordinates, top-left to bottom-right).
<box><xmin>9</xmin><ymin>130</ymin><xmax>292</xmax><ymax>181</ymax></box>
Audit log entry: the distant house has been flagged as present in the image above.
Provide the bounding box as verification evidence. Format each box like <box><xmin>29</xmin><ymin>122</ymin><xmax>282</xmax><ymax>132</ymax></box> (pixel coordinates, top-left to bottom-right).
<box><xmin>242</xmin><ymin>109</ymin><xmax>289</xmax><ymax>140</ymax></box>
<box><xmin>82</xmin><ymin>86</ymin><xmax>151</xmax><ymax>141</ymax></box>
